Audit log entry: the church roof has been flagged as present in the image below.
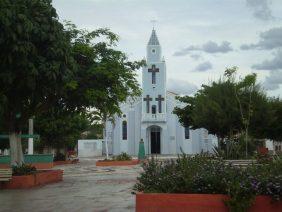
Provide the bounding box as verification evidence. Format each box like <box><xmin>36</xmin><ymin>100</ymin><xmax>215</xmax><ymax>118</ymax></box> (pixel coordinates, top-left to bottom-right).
<box><xmin>148</xmin><ymin>29</ymin><xmax>160</xmax><ymax>45</ymax></box>
<box><xmin>167</xmin><ymin>90</ymin><xmax>179</xmax><ymax>96</ymax></box>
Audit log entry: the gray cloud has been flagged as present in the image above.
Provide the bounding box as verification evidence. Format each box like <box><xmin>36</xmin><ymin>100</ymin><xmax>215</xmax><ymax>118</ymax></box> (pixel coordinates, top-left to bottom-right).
<box><xmin>241</xmin><ymin>27</ymin><xmax>282</xmax><ymax>50</ymax></box>
<box><xmin>246</xmin><ymin>0</ymin><xmax>274</xmax><ymax>21</ymax></box>
<box><xmin>263</xmin><ymin>70</ymin><xmax>282</xmax><ymax>90</ymax></box>
<box><xmin>194</xmin><ymin>61</ymin><xmax>213</xmax><ymax>72</ymax></box>
<box><xmin>167</xmin><ymin>78</ymin><xmax>198</xmax><ymax>95</ymax></box>
<box><xmin>174</xmin><ymin>41</ymin><xmax>233</xmax><ymax>56</ymax></box>
<box><xmin>190</xmin><ymin>54</ymin><xmax>202</xmax><ymax>60</ymax></box>
<box><xmin>252</xmin><ymin>49</ymin><xmax>282</xmax><ymax>70</ymax></box>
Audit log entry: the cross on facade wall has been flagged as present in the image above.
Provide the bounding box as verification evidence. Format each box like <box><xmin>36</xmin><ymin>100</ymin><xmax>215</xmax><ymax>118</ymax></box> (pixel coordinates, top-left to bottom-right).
<box><xmin>148</xmin><ymin>65</ymin><xmax>159</xmax><ymax>84</ymax></box>
<box><xmin>155</xmin><ymin>95</ymin><xmax>164</xmax><ymax>113</ymax></box>
<box><xmin>143</xmin><ymin>95</ymin><xmax>152</xmax><ymax>113</ymax></box>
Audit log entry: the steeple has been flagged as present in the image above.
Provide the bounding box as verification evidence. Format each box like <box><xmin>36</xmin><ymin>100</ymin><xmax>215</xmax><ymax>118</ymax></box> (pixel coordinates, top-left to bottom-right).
<box><xmin>148</xmin><ymin>29</ymin><xmax>160</xmax><ymax>46</ymax></box>
<box><xmin>142</xmin><ymin>28</ymin><xmax>166</xmax><ymax>116</ymax></box>
<box><xmin>146</xmin><ymin>28</ymin><xmax>162</xmax><ymax>62</ymax></box>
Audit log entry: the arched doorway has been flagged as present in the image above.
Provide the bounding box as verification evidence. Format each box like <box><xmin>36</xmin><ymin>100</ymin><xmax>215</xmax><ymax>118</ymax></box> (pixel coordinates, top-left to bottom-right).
<box><xmin>150</xmin><ymin>126</ymin><xmax>161</xmax><ymax>154</ymax></box>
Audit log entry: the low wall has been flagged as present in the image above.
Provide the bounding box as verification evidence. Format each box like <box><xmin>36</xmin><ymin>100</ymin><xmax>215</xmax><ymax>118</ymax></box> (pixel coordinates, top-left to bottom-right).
<box><xmin>96</xmin><ymin>159</ymin><xmax>140</xmax><ymax>166</ymax></box>
<box><xmin>0</xmin><ymin>154</ymin><xmax>54</xmax><ymax>169</ymax></box>
<box><xmin>136</xmin><ymin>193</ymin><xmax>282</xmax><ymax>212</ymax></box>
<box><xmin>0</xmin><ymin>170</ymin><xmax>63</xmax><ymax>189</ymax></box>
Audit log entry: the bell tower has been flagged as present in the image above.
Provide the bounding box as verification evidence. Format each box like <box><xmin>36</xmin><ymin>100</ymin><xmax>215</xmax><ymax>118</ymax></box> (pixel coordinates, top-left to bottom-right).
<box><xmin>142</xmin><ymin>29</ymin><xmax>166</xmax><ymax>116</ymax></box>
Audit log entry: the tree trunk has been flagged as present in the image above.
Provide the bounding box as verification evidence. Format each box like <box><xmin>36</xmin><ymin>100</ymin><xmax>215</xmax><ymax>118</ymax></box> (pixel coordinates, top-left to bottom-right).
<box><xmin>103</xmin><ymin>122</ymin><xmax>109</xmax><ymax>160</ymax></box>
<box><xmin>9</xmin><ymin>132</ymin><xmax>24</xmax><ymax>166</ymax></box>
<box><xmin>245</xmin><ymin>130</ymin><xmax>248</xmax><ymax>159</ymax></box>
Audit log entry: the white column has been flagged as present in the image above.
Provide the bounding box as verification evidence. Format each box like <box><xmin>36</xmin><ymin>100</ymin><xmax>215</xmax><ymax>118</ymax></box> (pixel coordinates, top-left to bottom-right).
<box><xmin>28</xmin><ymin>118</ymin><xmax>34</xmax><ymax>155</ymax></box>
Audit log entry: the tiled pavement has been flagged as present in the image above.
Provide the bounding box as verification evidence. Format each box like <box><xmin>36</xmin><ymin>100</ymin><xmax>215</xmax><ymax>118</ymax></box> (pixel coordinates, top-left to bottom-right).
<box><xmin>0</xmin><ymin>158</ymin><xmax>143</xmax><ymax>212</ymax></box>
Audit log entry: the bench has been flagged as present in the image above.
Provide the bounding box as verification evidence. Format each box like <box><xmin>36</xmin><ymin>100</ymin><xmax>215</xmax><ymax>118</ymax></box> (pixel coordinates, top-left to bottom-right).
<box><xmin>0</xmin><ymin>168</ymin><xmax>12</xmax><ymax>182</ymax></box>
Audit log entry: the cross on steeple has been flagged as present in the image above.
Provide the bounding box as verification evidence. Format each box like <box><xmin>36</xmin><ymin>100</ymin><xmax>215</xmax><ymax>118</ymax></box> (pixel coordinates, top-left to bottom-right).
<box><xmin>155</xmin><ymin>95</ymin><xmax>165</xmax><ymax>113</ymax></box>
<box><xmin>148</xmin><ymin>65</ymin><xmax>159</xmax><ymax>84</ymax></box>
<box><xmin>143</xmin><ymin>95</ymin><xmax>152</xmax><ymax>113</ymax></box>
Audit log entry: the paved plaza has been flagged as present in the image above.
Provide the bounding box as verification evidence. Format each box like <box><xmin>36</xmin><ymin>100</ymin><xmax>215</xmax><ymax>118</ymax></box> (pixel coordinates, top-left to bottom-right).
<box><xmin>0</xmin><ymin>159</ymin><xmax>143</xmax><ymax>212</ymax></box>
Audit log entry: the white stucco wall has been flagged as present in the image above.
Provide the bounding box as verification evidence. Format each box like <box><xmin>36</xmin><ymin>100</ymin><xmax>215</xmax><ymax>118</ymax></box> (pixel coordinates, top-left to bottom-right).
<box><xmin>78</xmin><ymin>139</ymin><xmax>103</xmax><ymax>157</ymax></box>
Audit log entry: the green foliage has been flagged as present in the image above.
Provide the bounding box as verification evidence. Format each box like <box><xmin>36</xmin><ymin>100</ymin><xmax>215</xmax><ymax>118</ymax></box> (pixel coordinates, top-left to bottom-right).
<box><xmin>112</xmin><ymin>152</ymin><xmax>132</xmax><ymax>161</ymax></box>
<box><xmin>134</xmin><ymin>154</ymin><xmax>282</xmax><ymax>211</ymax></box>
<box><xmin>213</xmin><ymin>135</ymin><xmax>258</xmax><ymax>159</ymax></box>
<box><xmin>34</xmin><ymin>109</ymin><xmax>90</xmax><ymax>151</ymax></box>
<box><xmin>0</xmin><ymin>0</ymin><xmax>75</xmax><ymax>133</ymax></box>
<box><xmin>0</xmin><ymin>1</ymin><xmax>143</xmax><ymax>164</ymax></box>
<box><xmin>64</xmin><ymin>23</ymin><xmax>144</xmax><ymax>118</ymax></box>
<box><xmin>0</xmin><ymin>138</ymin><xmax>9</xmax><ymax>150</ymax></box>
<box><xmin>12</xmin><ymin>163</ymin><xmax>37</xmax><ymax>176</ymax></box>
<box><xmin>85</xmin><ymin>124</ymin><xmax>103</xmax><ymax>139</ymax></box>
<box><xmin>174</xmin><ymin>67</ymin><xmax>282</xmax><ymax>158</ymax></box>
<box><xmin>54</xmin><ymin>152</ymin><xmax>66</xmax><ymax>161</ymax></box>
<box><xmin>264</xmin><ymin>98</ymin><xmax>282</xmax><ymax>141</ymax></box>
<box><xmin>255</xmin><ymin>152</ymin><xmax>272</xmax><ymax>164</ymax></box>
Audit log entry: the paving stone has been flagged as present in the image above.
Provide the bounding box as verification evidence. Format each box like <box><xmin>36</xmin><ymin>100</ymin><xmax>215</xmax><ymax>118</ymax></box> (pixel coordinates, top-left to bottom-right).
<box><xmin>0</xmin><ymin>158</ymin><xmax>142</xmax><ymax>212</ymax></box>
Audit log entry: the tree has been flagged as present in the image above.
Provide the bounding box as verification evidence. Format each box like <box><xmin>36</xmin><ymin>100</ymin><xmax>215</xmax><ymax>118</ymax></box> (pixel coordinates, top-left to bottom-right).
<box><xmin>174</xmin><ymin>68</ymin><xmax>273</xmax><ymax>157</ymax></box>
<box><xmin>34</xmin><ymin>108</ymin><xmax>90</xmax><ymax>154</ymax></box>
<box><xmin>225</xmin><ymin>67</ymin><xmax>257</xmax><ymax>158</ymax></box>
<box><xmin>0</xmin><ymin>0</ymin><xmax>74</xmax><ymax>165</ymax></box>
<box><xmin>264</xmin><ymin>98</ymin><xmax>282</xmax><ymax>141</ymax></box>
<box><xmin>0</xmin><ymin>1</ymin><xmax>144</xmax><ymax>165</ymax></box>
<box><xmin>64</xmin><ymin>23</ymin><xmax>144</xmax><ymax>158</ymax></box>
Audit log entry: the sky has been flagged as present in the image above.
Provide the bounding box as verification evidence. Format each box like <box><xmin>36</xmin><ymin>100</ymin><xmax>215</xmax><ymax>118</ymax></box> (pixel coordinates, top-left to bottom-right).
<box><xmin>53</xmin><ymin>0</ymin><xmax>282</xmax><ymax>97</ymax></box>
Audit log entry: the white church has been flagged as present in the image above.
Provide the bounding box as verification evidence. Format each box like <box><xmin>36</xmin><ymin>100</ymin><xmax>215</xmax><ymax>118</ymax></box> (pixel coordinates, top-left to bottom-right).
<box><xmin>105</xmin><ymin>29</ymin><xmax>217</xmax><ymax>156</ymax></box>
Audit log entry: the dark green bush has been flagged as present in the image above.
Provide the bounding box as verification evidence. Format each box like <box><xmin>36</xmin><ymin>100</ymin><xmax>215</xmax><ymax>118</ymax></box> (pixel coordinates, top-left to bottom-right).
<box><xmin>54</xmin><ymin>152</ymin><xmax>66</xmax><ymax>161</ymax></box>
<box><xmin>112</xmin><ymin>152</ymin><xmax>132</xmax><ymax>161</ymax></box>
<box><xmin>12</xmin><ymin>163</ymin><xmax>37</xmax><ymax>176</ymax></box>
<box><xmin>134</xmin><ymin>154</ymin><xmax>282</xmax><ymax>212</ymax></box>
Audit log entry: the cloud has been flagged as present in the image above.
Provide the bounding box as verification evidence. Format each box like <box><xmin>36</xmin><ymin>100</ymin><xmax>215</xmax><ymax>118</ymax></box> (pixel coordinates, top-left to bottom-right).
<box><xmin>190</xmin><ymin>54</ymin><xmax>202</xmax><ymax>60</ymax></box>
<box><xmin>246</xmin><ymin>0</ymin><xmax>274</xmax><ymax>21</ymax></box>
<box><xmin>174</xmin><ymin>41</ymin><xmax>233</xmax><ymax>56</ymax></box>
<box><xmin>194</xmin><ymin>61</ymin><xmax>213</xmax><ymax>72</ymax></box>
<box><xmin>167</xmin><ymin>78</ymin><xmax>198</xmax><ymax>95</ymax></box>
<box><xmin>263</xmin><ymin>70</ymin><xmax>282</xmax><ymax>90</ymax></box>
<box><xmin>241</xmin><ymin>27</ymin><xmax>282</xmax><ymax>50</ymax></box>
<box><xmin>252</xmin><ymin>49</ymin><xmax>282</xmax><ymax>70</ymax></box>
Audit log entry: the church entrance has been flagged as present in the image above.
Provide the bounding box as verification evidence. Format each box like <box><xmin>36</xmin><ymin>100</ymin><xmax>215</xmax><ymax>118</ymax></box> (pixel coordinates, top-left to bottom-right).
<box><xmin>150</xmin><ymin>126</ymin><xmax>161</xmax><ymax>154</ymax></box>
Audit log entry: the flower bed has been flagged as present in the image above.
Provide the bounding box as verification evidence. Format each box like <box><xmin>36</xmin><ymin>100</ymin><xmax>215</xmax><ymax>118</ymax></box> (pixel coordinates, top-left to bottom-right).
<box><xmin>0</xmin><ymin>170</ymin><xmax>63</xmax><ymax>189</ymax></box>
<box><xmin>134</xmin><ymin>154</ymin><xmax>282</xmax><ymax>211</ymax></box>
<box><xmin>136</xmin><ymin>193</ymin><xmax>282</xmax><ymax>212</ymax></box>
<box><xmin>96</xmin><ymin>159</ymin><xmax>139</xmax><ymax>166</ymax></box>
<box><xmin>96</xmin><ymin>152</ymin><xmax>140</xmax><ymax>166</ymax></box>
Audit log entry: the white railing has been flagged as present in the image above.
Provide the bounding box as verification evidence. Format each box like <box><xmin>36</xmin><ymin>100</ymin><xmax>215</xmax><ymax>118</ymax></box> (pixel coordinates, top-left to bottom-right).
<box><xmin>142</xmin><ymin>113</ymin><xmax>166</xmax><ymax>122</ymax></box>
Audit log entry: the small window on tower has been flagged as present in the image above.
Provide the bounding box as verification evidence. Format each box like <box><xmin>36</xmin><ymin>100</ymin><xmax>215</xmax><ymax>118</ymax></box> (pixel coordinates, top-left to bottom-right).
<box><xmin>122</xmin><ymin>120</ymin><xmax>127</xmax><ymax>140</ymax></box>
<box><xmin>184</xmin><ymin>127</ymin><xmax>190</xmax><ymax>139</ymax></box>
<box><xmin>152</xmin><ymin>72</ymin><xmax>156</xmax><ymax>84</ymax></box>
<box><xmin>152</xmin><ymin>49</ymin><xmax>156</xmax><ymax>53</ymax></box>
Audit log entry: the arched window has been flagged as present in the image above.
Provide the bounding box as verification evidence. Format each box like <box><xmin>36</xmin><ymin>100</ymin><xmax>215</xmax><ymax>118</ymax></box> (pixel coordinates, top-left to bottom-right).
<box><xmin>184</xmin><ymin>127</ymin><xmax>190</xmax><ymax>139</ymax></box>
<box><xmin>152</xmin><ymin>105</ymin><xmax>156</xmax><ymax>114</ymax></box>
<box><xmin>122</xmin><ymin>120</ymin><xmax>127</xmax><ymax>140</ymax></box>
<box><xmin>152</xmin><ymin>72</ymin><xmax>156</xmax><ymax>84</ymax></box>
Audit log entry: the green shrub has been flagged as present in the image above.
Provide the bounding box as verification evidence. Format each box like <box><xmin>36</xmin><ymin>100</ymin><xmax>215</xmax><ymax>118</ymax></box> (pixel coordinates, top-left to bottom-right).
<box><xmin>54</xmin><ymin>152</ymin><xmax>66</xmax><ymax>161</ymax></box>
<box><xmin>134</xmin><ymin>154</ymin><xmax>282</xmax><ymax>212</ymax></box>
<box><xmin>12</xmin><ymin>163</ymin><xmax>37</xmax><ymax>176</ymax></box>
<box><xmin>112</xmin><ymin>152</ymin><xmax>132</xmax><ymax>161</ymax></box>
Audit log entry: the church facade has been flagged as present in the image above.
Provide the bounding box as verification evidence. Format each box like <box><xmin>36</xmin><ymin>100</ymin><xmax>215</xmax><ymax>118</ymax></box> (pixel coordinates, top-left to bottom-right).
<box><xmin>105</xmin><ymin>29</ymin><xmax>217</xmax><ymax>155</ymax></box>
